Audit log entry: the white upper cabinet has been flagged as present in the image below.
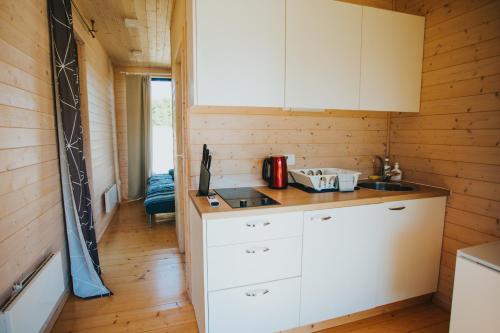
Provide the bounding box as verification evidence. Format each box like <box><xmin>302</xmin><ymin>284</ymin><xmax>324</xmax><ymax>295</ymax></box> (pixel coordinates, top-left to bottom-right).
<box><xmin>190</xmin><ymin>1</ymin><xmax>425</xmax><ymax>111</ymax></box>
<box><xmin>360</xmin><ymin>7</ymin><xmax>425</xmax><ymax>112</ymax></box>
<box><xmin>194</xmin><ymin>0</ymin><xmax>285</xmax><ymax>107</ymax></box>
<box><xmin>285</xmin><ymin>0</ymin><xmax>362</xmax><ymax>110</ymax></box>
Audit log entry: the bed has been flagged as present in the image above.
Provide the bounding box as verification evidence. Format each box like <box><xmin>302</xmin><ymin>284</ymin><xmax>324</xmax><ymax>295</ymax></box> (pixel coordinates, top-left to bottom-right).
<box><xmin>144</xmin><ymin>169</ymin><xmax>175</xmax><ymax>226</ymax></box>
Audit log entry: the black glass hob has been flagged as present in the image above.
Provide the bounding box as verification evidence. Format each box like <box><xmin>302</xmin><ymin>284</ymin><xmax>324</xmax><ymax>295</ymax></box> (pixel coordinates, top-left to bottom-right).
<box><xmin>215</xmin><ymin>187</ymin><xmax>279</xmax><ymax>208</ymax></box>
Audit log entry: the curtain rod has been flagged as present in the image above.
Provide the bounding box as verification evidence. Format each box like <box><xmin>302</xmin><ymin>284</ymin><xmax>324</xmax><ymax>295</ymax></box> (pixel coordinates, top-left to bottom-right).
<box><xmin>72</xmin><ymin>0</ymin><xmax>96</xmax><ymax>38</ymax></box>
<box><xmin>120</xmin><ymin>71</ymin><xmax>172</xmax><ymax>77</ymax></box>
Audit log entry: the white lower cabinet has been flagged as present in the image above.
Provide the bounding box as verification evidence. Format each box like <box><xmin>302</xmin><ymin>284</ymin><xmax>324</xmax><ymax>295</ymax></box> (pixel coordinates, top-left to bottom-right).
<box><xmin>300</xmin><ymin>197</ymin><xmax>446</xmax><ymax>326</ymax></box>
<box><xmin>191</xmin><ymin>196</ymin><xmax>446</xmax><ymax>332</ymax></box>
<box><xmin>375</xmin><ymin>197</ymin><xmax>446</xmax><ymax>304</ymax></box>
<box><xmin>208</xmin><ymin>236</ymin><xmax>302</xmax><ymax>291</ymax></box>
<box><xmin>208</xmin><ymin>277</ymin><xmax>301</xmax><ymax>333</ymax></box>
<box><xmin>300</xmin><ymin>204</ymin><xmax>383</xmax><ymax>325</ymax></box>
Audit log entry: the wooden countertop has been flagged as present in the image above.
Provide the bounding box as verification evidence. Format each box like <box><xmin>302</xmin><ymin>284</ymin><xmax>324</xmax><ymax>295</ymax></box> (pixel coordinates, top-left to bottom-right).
<box><xmin>189</xmin><ymin>182</ymin><xmax>449</xmax><ymax>219</ymax></box>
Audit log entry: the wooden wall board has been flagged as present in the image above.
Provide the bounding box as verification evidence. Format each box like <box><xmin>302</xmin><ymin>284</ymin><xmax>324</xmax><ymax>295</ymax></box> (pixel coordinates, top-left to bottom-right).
<box><xmin>394</xmin><ymin>0</ymin><xmax>500</xmax><ymax>309</ymax></box>
<box><xmin>0</xmin><ymin>0</ymin><xmax>69</xmax><ymax>304</ymax></box>
<box><xmin>0</xmin><ymin>0</ymin><xmax>120</xmax><ymax>304</ymax></box>
<box><xmin>73</xmin><ymin>13</ymin><xmax>119</xmax><ymax>241</ymax></box>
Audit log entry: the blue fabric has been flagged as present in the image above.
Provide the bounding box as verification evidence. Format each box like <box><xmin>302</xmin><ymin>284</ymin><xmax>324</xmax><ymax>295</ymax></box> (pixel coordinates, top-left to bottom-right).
<box><xmin>147</xmin><ymin>183</ymin><xmax>175</xmax><ymax>195</ymax></box>
<box><xmin>144</xmin><ymin>172</ymin><xmax>176</xmax><ymax>215</ymax></box>
<box><xmin>147</xmin><ymin>174</ymin><xmax>173</xmax><ymax>185</ymax></box>
<box><xmin>144</xmin><ymin>191</ymin><xmax>176</xmax><ymax>215</ymax></box>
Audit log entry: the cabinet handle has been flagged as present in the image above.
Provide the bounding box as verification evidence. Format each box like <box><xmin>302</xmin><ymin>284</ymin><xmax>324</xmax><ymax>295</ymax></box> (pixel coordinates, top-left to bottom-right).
<box><xmin>311</xmin><ymin>215</ymin><xmax>333</xmax><ymax>222</ymax></box>
<box><xmin>389</xmin><ymin>206</ymin><xmax>406</xmax><ymax>211</ymax></box>
<box><xmin>246</xmin><ymin>221</ymin><xmax>271</xmax><ymax>228</ymax></box>
<box><xmin>245</xmin><ymin>247</ymin><xmax>270</xmax><ymax>254</ymax></box>
<box><xmin>245</xmin><ymin>289</ymin><xmax>270</xmax><ymax>297</ymax></box>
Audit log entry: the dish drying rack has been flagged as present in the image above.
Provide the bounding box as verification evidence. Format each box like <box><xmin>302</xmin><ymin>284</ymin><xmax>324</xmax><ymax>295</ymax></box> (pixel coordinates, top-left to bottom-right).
<box><xmin>289</xmin><ymin>168</ymin><xmax>362</xmax><ymax>192</ymax></box>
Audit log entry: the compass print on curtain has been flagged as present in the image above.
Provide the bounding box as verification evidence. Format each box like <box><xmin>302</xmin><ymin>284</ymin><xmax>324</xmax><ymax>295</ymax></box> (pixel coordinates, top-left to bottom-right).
<box><xmin>48</xmin><ymin>0</ymin><xmax>111</xmax><ymax>298</ymax></box>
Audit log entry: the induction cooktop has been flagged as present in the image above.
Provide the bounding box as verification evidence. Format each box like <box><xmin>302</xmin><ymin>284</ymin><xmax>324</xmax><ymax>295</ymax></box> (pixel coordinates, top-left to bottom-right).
<box><xmin>215</xmin><ymin>187</ymin><xmax>279</xmax><ymax>208</ymax></box>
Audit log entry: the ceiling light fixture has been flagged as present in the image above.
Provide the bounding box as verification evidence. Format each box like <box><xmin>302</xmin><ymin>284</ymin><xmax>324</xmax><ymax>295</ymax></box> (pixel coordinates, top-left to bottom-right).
<box><xmin>124</xmin><ymin>18</ymin><xmax>139</xmax><ymax>28</ymax></box>
<box><xmin>130</xmin><ymin>49</ymin><xmax>142</xmax><ymax>57</ymax></box>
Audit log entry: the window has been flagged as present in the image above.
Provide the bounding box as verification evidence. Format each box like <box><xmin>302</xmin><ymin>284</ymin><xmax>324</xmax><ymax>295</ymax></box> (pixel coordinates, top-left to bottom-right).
<box><xmin>150</xmin><ymin>78</ymin><xmax>173</xmax><ymax>174</ymax></box>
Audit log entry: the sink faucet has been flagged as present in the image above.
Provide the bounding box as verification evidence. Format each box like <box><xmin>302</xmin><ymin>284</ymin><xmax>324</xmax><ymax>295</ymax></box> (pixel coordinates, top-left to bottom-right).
<box><xmin>372</xmin><ymin>155</ymin><xmax>384</xmax><ymax>178</ymax></box>
<box><xmin>373</xmin><ymin>155</ymin><xmax>396</xmax><ymax>181</ymax></box>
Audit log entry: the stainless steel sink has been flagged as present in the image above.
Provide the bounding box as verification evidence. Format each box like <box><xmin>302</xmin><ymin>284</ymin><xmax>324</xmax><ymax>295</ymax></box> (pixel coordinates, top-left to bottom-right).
<box><xmin>357</xmin><ymin>181</ymin><xmax>416</xmax><ymax>191</ymax></box>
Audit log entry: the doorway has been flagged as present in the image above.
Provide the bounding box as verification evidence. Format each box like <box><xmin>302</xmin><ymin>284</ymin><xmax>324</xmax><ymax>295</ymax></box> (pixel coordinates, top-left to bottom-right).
<box><xmin>151</xmin><ymin>78</ymin><xmax>174</xmax><ymax>175</ymax></box>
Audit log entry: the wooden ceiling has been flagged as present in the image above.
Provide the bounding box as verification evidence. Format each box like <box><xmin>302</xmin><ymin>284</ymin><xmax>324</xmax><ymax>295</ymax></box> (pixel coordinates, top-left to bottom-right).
<box><xmin>75</xmin><ymin>0</ymin><xmax>173</xmax><ymax>68</ymax></box>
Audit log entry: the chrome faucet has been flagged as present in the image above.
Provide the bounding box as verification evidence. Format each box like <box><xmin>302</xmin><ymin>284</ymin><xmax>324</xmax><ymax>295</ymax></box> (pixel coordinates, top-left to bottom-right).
<box><xmin>372</xmin><ymin>155</ymin><xmax>384</xmax><ymax>178</ymax></box>
<box><xmin>373</xmin><ymin>155</ymin><xmax>396</xmax><ymax>181</ymax></box>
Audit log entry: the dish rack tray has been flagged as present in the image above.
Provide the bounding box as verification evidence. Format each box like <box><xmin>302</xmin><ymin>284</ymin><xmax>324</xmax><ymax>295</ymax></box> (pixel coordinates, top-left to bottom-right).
<box><xmin>289</xmin><ymin>168</ymin><xmax>362</xmax><ymax>192</ymax></box>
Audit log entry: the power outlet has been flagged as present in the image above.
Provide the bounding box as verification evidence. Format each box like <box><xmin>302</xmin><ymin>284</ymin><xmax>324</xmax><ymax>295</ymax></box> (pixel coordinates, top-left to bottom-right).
<box><xmin>285</xmin><ymin>154</ymin><xmax>296</xmax><ymax>166</ymax></box>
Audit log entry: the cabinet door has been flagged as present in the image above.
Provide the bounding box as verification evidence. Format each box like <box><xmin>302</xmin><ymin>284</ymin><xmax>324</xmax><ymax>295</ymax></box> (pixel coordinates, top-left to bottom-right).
<box><xmin>360</xmin><ymin>7</ymin><xmax>425</xmax><ymax>112</ymax></box>
<box><xmin>376</xmin><ymin>197</ymin><xmax>446</xmax><ymax>305</ymax></box>
<box><xmin>209</xmin><ymin>277</ymin><xmax>300</xmax><ymax>333</ymax></box>
<box><xmin>300</xmin><ymin>204</ymin><xmax>382</xmax><ymax>325</ymax></box>
<box><xmin>195</xmin><ymin>0</ymin><xmax>285</xmax><ymax>107</ymax></box>
<box><xmin>285</xmin><ymin>0</ymin><xmax>362</xmax><ymax>109</ymax></box>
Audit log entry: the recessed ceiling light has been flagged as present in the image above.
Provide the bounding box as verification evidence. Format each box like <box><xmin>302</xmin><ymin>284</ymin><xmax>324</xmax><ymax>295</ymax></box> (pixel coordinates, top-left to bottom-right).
<box><xmin>124</xmin><ymin>18</ymin><xmax>138</xmax><ymax>28</ymax></box>
<box><xmin>130</xmin><ymin>49</ymin><xmax>142</xmax><ymax>57</ymax></box>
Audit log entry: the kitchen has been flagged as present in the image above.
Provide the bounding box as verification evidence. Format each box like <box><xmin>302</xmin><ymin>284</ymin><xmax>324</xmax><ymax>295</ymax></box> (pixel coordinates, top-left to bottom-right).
<box><xmin>181</xmin><ymin>0</ymin><xmax>500</xmax><ymax>332</ymax></box>
<box><xmin>0</xmin><ymin>0</ymin><xmax>498</xmax><ymax>333</ymax></box>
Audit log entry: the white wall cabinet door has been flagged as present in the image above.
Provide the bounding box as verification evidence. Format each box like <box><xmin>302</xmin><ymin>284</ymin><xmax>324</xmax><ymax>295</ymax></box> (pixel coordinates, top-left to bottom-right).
<box><xmin>300</xmin><ymin>204</ymin><xmax>382</xmax><ymax>325</ymax></box>
<box><xmin>375</xmin><ymin>197</ymin><xmax>446</xmax><ymax>305</ymax></box>
<box><xmin>195</xmin><ymin>0</ymin><xmax>285</xmax><ymax>107</ymax></box>
<box><xmin>285</xmin><ymin>0</ymin><xmax>362</xmax><ymax>109</ymax></box>
<box><xmin>360</xmin><ymin>7</ymin><xmax>425</xmax><ymax>112</ymax></box>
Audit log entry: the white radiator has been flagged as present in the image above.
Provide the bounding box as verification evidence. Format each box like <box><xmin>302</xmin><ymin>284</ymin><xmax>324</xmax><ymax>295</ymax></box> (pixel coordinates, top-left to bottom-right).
<box><xmin>104</xmin><ymin>183</ymin><xmax>118</xmax><ymax>213</ymax></box>
<box><xmin>0</xmin><ymin>252</ymin><xmax>65</xmax><ymax>333</ymax></box>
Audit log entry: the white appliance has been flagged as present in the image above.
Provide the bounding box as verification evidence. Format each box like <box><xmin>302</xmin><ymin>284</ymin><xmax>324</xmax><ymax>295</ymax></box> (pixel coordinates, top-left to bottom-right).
<box><xmin>450</xmin><ymin>241</ymin><xmax>500</xmax><ymax>333</ymax></box>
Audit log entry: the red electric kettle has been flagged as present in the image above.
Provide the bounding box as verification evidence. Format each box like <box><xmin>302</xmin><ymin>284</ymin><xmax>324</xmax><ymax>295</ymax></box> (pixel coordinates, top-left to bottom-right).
<box><xmin>262</xmin><ymin>155</ymin><xmax>288</xmax><ymax>189</ymax></box>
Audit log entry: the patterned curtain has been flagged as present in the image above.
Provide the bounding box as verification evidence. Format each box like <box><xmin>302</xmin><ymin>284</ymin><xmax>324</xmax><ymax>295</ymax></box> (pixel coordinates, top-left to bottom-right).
<box><xmin>48</xmin><ymin>0</ymin><xmax>111</xmax><ymax>298</ymax></box>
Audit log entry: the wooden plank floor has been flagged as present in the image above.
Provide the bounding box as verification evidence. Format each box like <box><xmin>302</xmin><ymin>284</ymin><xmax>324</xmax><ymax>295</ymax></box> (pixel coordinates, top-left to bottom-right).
<box><xmin>52</xmin><ymin>200</ymin><xmax>449</xmax><ymax>333</ymax></box>
<box><xmin>51</xmin><ymin>200</ymin><xmax>198</xmax><ymax>333</ymax></box>
<box><xmin>319</xmin><ymin>303</ymin><xmax>450</xmax><ymax>333</ymax></box>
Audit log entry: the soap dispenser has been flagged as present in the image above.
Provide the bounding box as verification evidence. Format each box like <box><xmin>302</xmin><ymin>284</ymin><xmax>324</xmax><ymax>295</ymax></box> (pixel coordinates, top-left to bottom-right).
<box><xmin>390</xmin><ymin>162</ymin><xmax>403</xmax><ymax>182</ymax></box>
<box><xmin>383</xmin><ymin>157</ymin><xmax>391</xmax><ymax>180</ymax></box>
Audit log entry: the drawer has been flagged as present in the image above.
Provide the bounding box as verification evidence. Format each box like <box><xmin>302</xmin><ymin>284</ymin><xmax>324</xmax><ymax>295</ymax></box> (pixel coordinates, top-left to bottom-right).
<box><xmin>208</xmin><ymin>236</ymin><xmax>302</xmax><ymax>291</ymax></box>
<box><xmin>206</xmin><ymin>211</ymin><xmax>303</xmax><ymax>246</ymax></box>
<box><xmin>208</xmin><ymin>277</ymin><xmax>301</xmax><ymax>333</ymax></box>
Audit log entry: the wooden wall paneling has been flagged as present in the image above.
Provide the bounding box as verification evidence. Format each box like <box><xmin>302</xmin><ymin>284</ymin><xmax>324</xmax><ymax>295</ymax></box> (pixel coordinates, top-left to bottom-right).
<box><xmin>394</xmin><ymin>0</ymin><xmax>500</xmax><ymax>309</ymax></box>
<box><xmin>0</xmin><ymin>0</ymin><xmax>69</xmax><ymax>304</ymax></box>
<box><xmin>73</xmin><ymin>12</ymin><xmax>119</xmax><ymax>241</ymax></box>
<box><xmin>187</xmin><ymin>109</ymin><xmax>388</xmax><ymax>188</ymax></box>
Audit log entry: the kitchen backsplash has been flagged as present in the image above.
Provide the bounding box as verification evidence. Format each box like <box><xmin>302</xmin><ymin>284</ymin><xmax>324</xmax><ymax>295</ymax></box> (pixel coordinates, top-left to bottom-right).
<box><xmin>188</xmin><ymin>107</ymin><xmax>388</xmax><ymax>188</ymax></box>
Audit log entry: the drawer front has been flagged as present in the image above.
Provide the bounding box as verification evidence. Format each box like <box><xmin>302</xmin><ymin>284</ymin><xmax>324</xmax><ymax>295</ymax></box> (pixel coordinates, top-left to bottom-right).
<box><xmin>207</xmin><ymin>211</ymin><xmax>303</xmax><ymax>246</ymax></box>
<box><xmin>208</xmin><ymin>236</ymin><xmax>302</xmax><ymax>291</ymax></box>
<box><xmin>208</xmin><ymin>277</ymin><xmax>301</xmax><ymax>333</ymax></box>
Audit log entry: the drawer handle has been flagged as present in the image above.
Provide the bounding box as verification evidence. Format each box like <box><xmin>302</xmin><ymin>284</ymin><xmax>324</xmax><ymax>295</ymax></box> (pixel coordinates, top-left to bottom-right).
<box><xmin>246</xmin><ymin>221</ymin><xmax>271</xmax><ymax>228</ymax></box>
<box><xmin>245</xmin><ymin>247</ymin><xmax>270</xmax><ymax>254</ymax></box>
<box><xmin>311</xmin><ymin>215</ymin><xmax>333</xmax><ymax>222</ymax></box>
<box><xmin>245</xmin><ymin>289</ymin><xmax>270</xmax><ymax>297</ymax></box>
<box><xmin>389</xmin><ymin>206</ymin><xmax>406</xmax><ymax>211</ymax></box>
